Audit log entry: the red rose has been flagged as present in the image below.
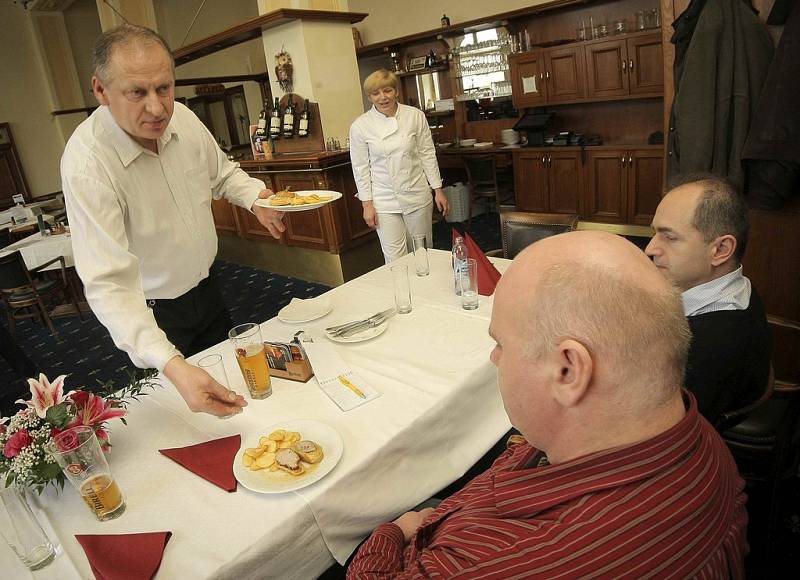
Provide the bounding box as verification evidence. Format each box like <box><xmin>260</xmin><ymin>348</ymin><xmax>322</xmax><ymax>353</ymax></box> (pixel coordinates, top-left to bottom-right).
<box><xmin>55</xmin><ymin>428</ymin><xmax>80</xmax><ymax>452</ymax></box>
<box><xmin>3</xmin><ymin>429</ymin><xmax>32</xmax><ymax>458</ymax></box>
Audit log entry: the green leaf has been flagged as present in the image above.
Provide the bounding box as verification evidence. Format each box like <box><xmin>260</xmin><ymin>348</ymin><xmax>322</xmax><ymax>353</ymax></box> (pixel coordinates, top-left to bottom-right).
<box><xmin>45</xmin><ymin>403</ymin><xmax>72</xmax><ymax>428</ymax></box>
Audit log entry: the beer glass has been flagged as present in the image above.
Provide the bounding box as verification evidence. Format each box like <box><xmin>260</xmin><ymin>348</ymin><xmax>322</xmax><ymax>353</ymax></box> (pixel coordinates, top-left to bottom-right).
<box><xmin>198</xmin><ymin>353</ymin><xmax>235</xmax><ymax>419</ymax></box>
<box><xmin>46</xmin><ymin>426</ymin><xmax>126</xmax><ymax>522</ymax></box>
<box><xmin>0</xmin><ymin>485</ymin><xmax>56</xmax><ymax>570</ymax></box>
<box><xmin>228</xmin><ymin>323</ymin><xmax>272</xmax><ymax>399</ymax></box>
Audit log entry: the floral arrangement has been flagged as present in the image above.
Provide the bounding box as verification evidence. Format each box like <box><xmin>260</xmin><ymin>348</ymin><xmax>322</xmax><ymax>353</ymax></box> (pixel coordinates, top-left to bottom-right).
<box><xmin>0</xmin><ymin>371</ymin><xmax>156</xmax><ymax>493</ymax></box>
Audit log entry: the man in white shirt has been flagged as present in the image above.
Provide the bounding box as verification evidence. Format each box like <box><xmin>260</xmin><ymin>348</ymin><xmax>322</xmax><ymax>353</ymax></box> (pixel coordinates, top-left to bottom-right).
<box><xmin>645</xmin><ymin>174</ymin><xmax>771</xmax><ymax>425</ymax></box>
<box><xmin>61</xmin><ymin>24</ymin><xmax>285</xmax><ymax>417</ymax></box>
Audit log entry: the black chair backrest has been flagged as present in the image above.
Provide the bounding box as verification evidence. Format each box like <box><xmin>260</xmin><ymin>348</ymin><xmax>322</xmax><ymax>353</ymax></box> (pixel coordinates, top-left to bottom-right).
<box><xmin>463</xmin><ymin>155</ymin><xmax>497</xmax><ymax>187</ymax></box>
<box><xmin>500</xmin><ymin>211</ymin><xmax>579</xmax><ymax>259</ymax></box>
<box><xmin>0</xmin><ymin>251</ymin><xmax>33</xmax><ymax>290</ymax></box>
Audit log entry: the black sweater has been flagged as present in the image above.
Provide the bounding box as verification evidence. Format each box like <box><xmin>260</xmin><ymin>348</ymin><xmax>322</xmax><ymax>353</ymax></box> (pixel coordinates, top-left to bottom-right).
<box><xmin>685</xmin><ymin>288</ymin><xmax>771</xmax><ymax>427</ymax></box>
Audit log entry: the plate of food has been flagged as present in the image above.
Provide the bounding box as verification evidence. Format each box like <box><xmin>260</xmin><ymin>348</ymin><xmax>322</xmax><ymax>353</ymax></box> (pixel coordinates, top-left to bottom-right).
<box><xmin>254</xmin><ymin>189</ymin><xmax>342</xmax><ymax>212</ymax></box>
<box><xmin>233</xmin><ymin>419</ymin><xmax>343</xmax><ymax>494</ymax></box>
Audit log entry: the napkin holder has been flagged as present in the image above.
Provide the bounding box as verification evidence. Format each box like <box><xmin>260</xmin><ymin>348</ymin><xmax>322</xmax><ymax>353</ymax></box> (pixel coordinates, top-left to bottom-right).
<box><xmin>269</xmin><ymin>358</ymin><xmax>314</xmax><ymax>382</ymax></box>
<box><xmin>264</xmin><ymin>339</ymin><xmax>314</xmax><ymax>383</ymax></box>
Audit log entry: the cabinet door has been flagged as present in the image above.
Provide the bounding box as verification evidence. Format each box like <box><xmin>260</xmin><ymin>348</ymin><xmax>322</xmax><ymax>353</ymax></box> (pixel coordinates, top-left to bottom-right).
<box><xmin>210</xmin><ymin>197</ymin><xmax>240</xmax><ymax>236</ymax></box>
<box><xmin>547</xmin><ymin>151</ymin><xmax>583</xmax><ymax>214</ymax></box>
<box><xmin>273</xmin><ymin>173</ymin><xmax>331</xmax><ymax>251</ymax></box>
<box><xmin>544</xmin><ymin>46</ymin><xmax>586</xmax><ymax>104</ymax></box>
<box><xmin>510</xmin><ymin>51</ymin><xmax>547</xmax><ymax>108</ymax></box>
<box><xmin>585</xmin><ymin>39</ymin><xmax>629</xmax><ymax>99</ymax></box>
<box><xmin>627</xmin><ymin>149</ymin><xmax>664</xmax><ymax>225</ymax></box>
<box><xmin>513</xmin><ymin>151</ymin><xmax>548</xmax><ymax>212</ymax></box>
<box><xmin>586</xmin><ymin>150</ymin><xmax>627</xmax><ymax>222</ymax></box>
<box><xmin>238</xmin><ymin>172</ymin><xmax>282</xmax><ymax>243</ymax></box>
<box><xmin>627</xmin><ymin>34</ymin><xmax>664</xmax><ymax>95</ymax></box>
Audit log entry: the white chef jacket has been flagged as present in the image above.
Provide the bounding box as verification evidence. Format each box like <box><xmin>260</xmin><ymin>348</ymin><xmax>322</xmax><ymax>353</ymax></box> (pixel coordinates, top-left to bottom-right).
<box><xmin>349</xmin><ymin>103</ymin><xmax>443</xmax><ymax>213</ymax></box>
<box><xmin>61</xmin><ymin>102</ymin><xmax>265</xmax><ymax>371</ymax></box>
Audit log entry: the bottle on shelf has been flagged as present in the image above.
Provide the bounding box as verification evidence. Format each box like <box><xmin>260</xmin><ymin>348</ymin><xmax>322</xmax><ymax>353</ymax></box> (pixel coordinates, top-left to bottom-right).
<box><xmin>269</xmin><ymin>97</ymin><xmax>281</xmax><ymax>139</ymax></box>
<box><xmin>298</xmin><ymin>99</ymin><xmax>310</xmax><ymax>138</ymax></box>
<box><xmin>282</xmin><ymin>99</ymin><xmax>295</xmax><ymax>138</ymax></box>
<box><xmin>452</xmin><ymin>235</ymin><xmax>468</xmax><ymax>295</ymax></box>
<box><xmin>441</xmin><ymin>14</ymin><xmax>450</xmax><ymax>27</ymax></box>
<box><xmin>252</xmin><ymin>102</ymin><xmax>269</xmax><ymax>153</ymax></box>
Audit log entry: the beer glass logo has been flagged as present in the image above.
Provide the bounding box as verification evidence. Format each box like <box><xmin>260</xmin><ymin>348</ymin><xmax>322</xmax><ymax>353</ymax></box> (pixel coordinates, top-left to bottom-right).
<box><xmin>66</xmin><ymin>462</ymin><xmax>87</xmax><ymax>476</ymax></box>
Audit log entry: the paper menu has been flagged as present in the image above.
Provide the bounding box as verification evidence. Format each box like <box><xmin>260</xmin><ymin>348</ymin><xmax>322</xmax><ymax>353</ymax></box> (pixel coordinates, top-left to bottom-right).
<box><xmin>301</xmin><ymin>338</ymin><xmax>380</xmax><ymax>411</ymax></box>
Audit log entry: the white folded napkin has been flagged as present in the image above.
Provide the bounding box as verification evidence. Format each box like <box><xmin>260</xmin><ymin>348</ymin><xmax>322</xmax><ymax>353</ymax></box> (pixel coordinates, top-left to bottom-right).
<box><xmin>278</xmin><ymin>297</ymin><xmax>332</xmax><ymax>323</ymax></box>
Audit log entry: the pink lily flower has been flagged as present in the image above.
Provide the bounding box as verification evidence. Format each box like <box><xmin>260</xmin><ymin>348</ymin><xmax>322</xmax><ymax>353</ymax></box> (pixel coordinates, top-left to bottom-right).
<box><xmin>15</xmin><ymin>374</ymin><xmax>73</xmax><ymax>419</ymax></box>
<box><xmin>67</xmin><ymin>392</ymin><xmax>126</xmax><ymax>428</ymax></box>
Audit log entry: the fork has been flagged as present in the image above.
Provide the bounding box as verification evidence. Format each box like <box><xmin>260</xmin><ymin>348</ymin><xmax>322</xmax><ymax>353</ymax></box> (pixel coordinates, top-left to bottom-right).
<box><xmin>325</xmin><ymin>308</ymin><xmax>395</xmax><ymax>334</ymax></box>
<box><xmin>336</xmin><ymin>313</ymin><xmax>388</xmax><ymax>338</ymax></box>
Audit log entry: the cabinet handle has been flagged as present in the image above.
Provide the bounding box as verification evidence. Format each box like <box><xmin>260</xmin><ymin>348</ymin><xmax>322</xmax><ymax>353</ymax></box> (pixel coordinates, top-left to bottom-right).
<box><xmin>629</xmin><ymin>59</ymin><xmax>634</xmax><ymax>71</ymax></box>
<box><xmin>628</xmin><ymin>156</ymin><xmax>633</xmax><ymax>165</ymax></box>
<box><xmin>542</xmin><ymin>155</ymin><xmax>546</xmax><ymax>165</ymax></box>
<box><xmin>546</xmin><ymin>71</ymin><xmax>551</xmax><ymax>79</ymax></box>
<box><xmin>539</xmin><ymin>72</ymin><xmax>544</xmax><ymax>80</ymax></box>
<box><xmin>621</xmin><ymin>156</ymin><xmax>626</xmax><ymax>166</ymax></box>
<box><xmin>548</xmin><ymin>156</ymin><xmax>552</xmax><ymax>166</ymax></box>
<box><xmin>622</xmin><ymin>60</ymin><xmax>626</xmax><ymax>71</ymax></box>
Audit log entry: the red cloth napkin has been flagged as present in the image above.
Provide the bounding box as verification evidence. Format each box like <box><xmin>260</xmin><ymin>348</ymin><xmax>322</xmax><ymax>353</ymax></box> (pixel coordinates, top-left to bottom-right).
<box><xmin>158</xmin><ymin>434</ymin><xmax>240</xmax><ymax>492</ymax></box>
<box><xmin>76</xmin><ymin>531</ymin><xmax>172</xmax><ymax>580</ymax></box>
<box><xmin>452</xmin><ymin>229</ymin><xmax>503</xmax><ymax>296</ymax></box>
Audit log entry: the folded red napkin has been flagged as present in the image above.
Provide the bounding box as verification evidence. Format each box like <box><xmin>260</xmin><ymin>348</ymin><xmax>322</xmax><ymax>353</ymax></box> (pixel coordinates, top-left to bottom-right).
<box><xmin>158</xmin><ymin>434</ymin><xmax>240</xmax><ymax>492</ymax></box>
<box><xmin>452</xmin><ymin>229</ymin><xmax>503</xmax><ymax>296</ymax></box>
<box><xmin>76</xmin><ymin>531</ymin><xmax>172</xmax><ymax>580</ymax></box>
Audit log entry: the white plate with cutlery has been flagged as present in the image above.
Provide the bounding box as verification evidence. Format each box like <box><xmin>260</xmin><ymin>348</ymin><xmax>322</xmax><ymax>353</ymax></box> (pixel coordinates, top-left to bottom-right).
<box><xmin>324</xmin><ymin>314</ymin><xmax>390</xmax><ymax>343</ymax></box>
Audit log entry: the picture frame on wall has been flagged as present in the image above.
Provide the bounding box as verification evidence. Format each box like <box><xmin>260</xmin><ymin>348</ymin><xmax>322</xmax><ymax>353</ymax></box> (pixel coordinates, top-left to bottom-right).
<box><xmin>407</xmin><ymin>56</ymin><xmax>427</xmax><ymax>71</ymax></box>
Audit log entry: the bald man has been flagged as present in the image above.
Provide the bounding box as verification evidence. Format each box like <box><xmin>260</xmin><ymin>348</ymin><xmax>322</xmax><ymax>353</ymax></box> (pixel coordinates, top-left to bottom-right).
<box><xmin>348</xmin><ymin>232</ymin><xmax>748</xmax><ymax>578</ymax></box>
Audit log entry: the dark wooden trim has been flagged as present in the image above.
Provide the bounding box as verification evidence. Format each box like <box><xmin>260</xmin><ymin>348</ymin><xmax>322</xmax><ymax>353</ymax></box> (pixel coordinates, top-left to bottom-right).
<box><xmin>175</xmin><ymin>73</ymin><xmax>269</xmax><ymax>86</ymax></box>
<box><xmin>51</xmin><ymin>106</ymin><xmax>97</xmax><ymax>117</ymax></box>
<box><xmin>356</xmin><ymin>0</ymin><xmax>590</xmax><ymax>57</ymax></box>
<box><xmin>173</xmin><ymin>9</ymin><xmax>368</xmax><ymax>66</ymax></box>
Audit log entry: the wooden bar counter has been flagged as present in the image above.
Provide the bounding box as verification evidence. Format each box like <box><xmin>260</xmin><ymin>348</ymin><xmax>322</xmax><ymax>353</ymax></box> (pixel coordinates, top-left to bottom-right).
<box><xmin>212</xmin><ymin>150</ymin><xmax>382</xmax><ymax>286</ymax></box>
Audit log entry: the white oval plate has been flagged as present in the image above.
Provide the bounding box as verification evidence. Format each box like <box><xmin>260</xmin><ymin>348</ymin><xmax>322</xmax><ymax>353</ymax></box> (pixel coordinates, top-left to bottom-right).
<box><xmin>277</xmin><ymin>297</ymin><xmax>333</xmax><ymax>324</ymax></box>
<box><xmin>233</xmin><ymin>419</ymin><xmax>343</xmax><ymax>494</ymax></box>
<box><xmin>324</xmin><ymin>317</ymin><xmax>388</xmax><ymax>343</ymax></box>
<box><xmin>253</xmin><ymin>190</ymin><xmax>342</xmax><ymax>212</ymax></box>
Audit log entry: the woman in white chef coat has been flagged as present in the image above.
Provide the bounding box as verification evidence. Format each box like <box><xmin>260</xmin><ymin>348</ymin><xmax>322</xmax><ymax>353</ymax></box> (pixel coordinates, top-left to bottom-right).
<box><xmin>349</xmin><ymin>69</ymin><xmax>449</xmax><ymax>263</ymax></box>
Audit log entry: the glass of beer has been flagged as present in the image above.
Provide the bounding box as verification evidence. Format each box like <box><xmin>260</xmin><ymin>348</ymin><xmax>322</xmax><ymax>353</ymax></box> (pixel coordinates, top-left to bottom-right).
<box><xmin>45</xmin><ymin>426</ymin><xmax>125</xmax><ymax>521</ymax></box>
<box><xmin>228</xmin><ymin>322</ymin><xmax>272</xmax><ymax>399</ymax></box>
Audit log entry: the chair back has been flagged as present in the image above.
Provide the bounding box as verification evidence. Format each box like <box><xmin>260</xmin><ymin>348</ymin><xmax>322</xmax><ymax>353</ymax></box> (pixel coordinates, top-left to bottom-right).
<box><xmin>463</xmin><ymin>155</ymin><xmax>498</xmax><ymax>188</ymax></box>
<box><xmin>499</xmin><ymin>211</ymin><xmax>579</xmax><ymax>259</ymax></box>
<box><xmin>0</xmin><ymin>251</ymin><xmax>33</xmax><ymax>292</ymax></box>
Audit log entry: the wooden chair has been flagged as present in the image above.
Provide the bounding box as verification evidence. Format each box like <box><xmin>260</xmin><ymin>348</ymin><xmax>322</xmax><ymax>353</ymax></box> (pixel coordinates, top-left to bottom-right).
<box><xmin>487</xmin><ymin>211</ymin><xmax>579</xmax><ymax>259</ymax></box>
<box><xmin>722</xmin><ymin>315</ymin><xmax>800</xmax><ymax>561</ymax></box>
<box><xmin>0</xmin><ymin>251</ymin><xmax>83</xmax><ymax>338</ymax></box>
<box><xmin>462</xmin><ymin>155</ymin><xmax>514</xmax><ymax>228</ymax></box>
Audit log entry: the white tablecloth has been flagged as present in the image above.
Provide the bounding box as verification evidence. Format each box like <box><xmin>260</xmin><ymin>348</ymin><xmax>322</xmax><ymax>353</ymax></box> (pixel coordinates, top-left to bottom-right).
<box><xmin>1</xmin><ymin>250</ymin><xmax>512</xmax><ymax>579</ymax></box>
<box><xmin>0</xmin><ymin>231</ymin><xmax>73</xmax><ymax>272</ymax></box>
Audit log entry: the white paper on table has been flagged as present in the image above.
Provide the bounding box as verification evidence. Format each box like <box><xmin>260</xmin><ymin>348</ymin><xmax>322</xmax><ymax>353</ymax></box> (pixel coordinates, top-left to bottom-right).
<box><xmin>301</xmin><ymin>339</ymin><xmax>380</xmax><ymax>411</ymax></box>
<box><xmin>522</xmin><ymin>75</ymin><xmax>538</xmax><ymax>94</ymax></box>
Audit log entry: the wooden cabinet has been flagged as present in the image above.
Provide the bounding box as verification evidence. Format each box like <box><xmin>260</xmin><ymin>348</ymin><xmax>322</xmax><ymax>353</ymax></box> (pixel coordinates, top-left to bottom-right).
<box><xmin>210</xmin><ymin>198</ymin><xmax>240</xmax><ymax>236</ymax></box>
<box><xmin>511</xmin><ymin>46</ymin><xmax>585</xmax><ymax>108</ymax></box>
<box><xmin>514</xmin><ymin>149</ymin><xmax>583</xmax><ymax>214</ymax></box>
<box><xmin>585</xmin><ymin>148</ymin><xmax>663</xmax><ymax>225</ymax></box>
<box><xmin>586</xmin><ymin>33</ymin><xmax>663</xmax><ymax>99</ymax></box>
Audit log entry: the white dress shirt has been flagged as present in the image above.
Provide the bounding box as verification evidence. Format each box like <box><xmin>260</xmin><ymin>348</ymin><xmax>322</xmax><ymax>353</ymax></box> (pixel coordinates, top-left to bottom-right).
<box><xmin>61</xmin><ymin>102</ymin><xmax>265</xmax><ymax>371</ymax></box>
<box><xmin>349</xmin><ymin>103</ymin><xmax>443</xmax><ymax>213</ymax></box>
<box><xmin>682</xmin><ymin>265</ymin><xmax>752</xmax><ymax>316</ymax></box>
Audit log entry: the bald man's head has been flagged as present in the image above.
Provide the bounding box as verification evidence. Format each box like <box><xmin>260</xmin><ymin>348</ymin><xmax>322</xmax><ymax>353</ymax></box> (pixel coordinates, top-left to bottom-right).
<box><xmin>499</xmin><ymin>231</ymin><xmax>689</xmax><ymax>402</ymax></box>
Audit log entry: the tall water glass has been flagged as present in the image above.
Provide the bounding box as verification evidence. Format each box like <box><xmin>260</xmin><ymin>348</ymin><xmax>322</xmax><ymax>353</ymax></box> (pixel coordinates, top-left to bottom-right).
<box><xmin>46</xmin><ymin>426</ymin><xmax>126</xmax><ymax>522</ymax></box>
<box><xmin>198</xmin><ymin>353</ymin><xmax>235</xmax><ymax>419</ymax></box>
<box><xmin>390</xmin><ymin>264</ymin><xmax>412</xmax><ymax>314</ymax></box>
<box><xmin>0</xmin><ymin>485</ymin><xmax>56</xmax><ymax>571</ymax></box>
<box><xmin>459</xmin><ymin>258</ymin><xmax>479</xmax><ymax>310</ymax></box>
<box><xmin>412</xmin><ymin>234</ymin><xmax>430</xmax><ymax>276</ymax></box>
<box><xmin>229</xmin><ymin>323</ymin><xmax>272</xmax><ymax>399</ymax></box>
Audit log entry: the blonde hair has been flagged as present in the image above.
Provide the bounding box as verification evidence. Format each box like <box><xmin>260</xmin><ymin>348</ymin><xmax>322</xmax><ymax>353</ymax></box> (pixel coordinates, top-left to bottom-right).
<box><xmin>363</xmin><ymin>69</ymin><xmax>399</xmax><ymax>95</ymax></box>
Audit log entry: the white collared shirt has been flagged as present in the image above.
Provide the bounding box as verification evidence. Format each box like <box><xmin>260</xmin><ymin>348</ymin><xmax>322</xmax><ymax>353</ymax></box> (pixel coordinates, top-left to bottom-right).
<box><xmin>349</xmin><ymin>103</ymin><xmax>443</xmax><ymax>213</ymax></box>
<box><xmin>61</xmin><ymin>102</ymin><xmax>265</xmax><ymax>371</ymax></box>
<box><xmin>682</xmin><ymin>265</ymin><xmax>752</xmax><ymax>316</ymax></box>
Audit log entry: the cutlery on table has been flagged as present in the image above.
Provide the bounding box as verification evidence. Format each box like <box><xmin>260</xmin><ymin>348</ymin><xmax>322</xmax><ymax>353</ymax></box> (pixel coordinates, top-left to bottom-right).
<box><xmin>325</xmin><ymin>308</ymin><xmax>395</xmax><ymax>334</ymax></box>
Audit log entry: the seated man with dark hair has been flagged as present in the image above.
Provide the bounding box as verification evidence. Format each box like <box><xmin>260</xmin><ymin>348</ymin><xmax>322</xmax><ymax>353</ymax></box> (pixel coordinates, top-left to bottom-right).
<box><xmin>347</xmin><ymin>232</ymin><xmax>748</xmax><ymax>578</ymax></box>
<box><xmin>646</xmin><ymin>174</ymin><xmax>771</xmax><ymax>425</ymax></box>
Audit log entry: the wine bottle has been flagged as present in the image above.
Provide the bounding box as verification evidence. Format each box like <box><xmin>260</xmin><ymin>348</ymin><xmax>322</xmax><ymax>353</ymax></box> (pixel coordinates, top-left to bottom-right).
<box><xmin>269</xmin><ymin>97</ymin><xmax>281</xmax><ymax>138</ymax></box>
<box><xmin>298</xmin><ymin>100</ymin><xmax>310</xmax><ymax>138</ymax></box>
<box><xmin>282</xmin><ymin>100</ymin><xmax>295</xmax><ymax>138</ymax></box>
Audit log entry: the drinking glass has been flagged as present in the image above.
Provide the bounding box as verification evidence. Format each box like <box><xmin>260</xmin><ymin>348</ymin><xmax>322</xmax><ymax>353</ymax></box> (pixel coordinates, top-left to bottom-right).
<box><xmin>46</xmin><ymin>426</ymin><xmax>126</xmax><ymax>522</ymax></box>
<box><xmin>459</xmin><ymin>258</ymin><xmax>479</xmax><ymax>310</ymax></box>
<box><xmin>228</xmin><ymin>323</ymin><xmax>272</xmax><ymax>399</ymax></box>
<box><xmin>412</xmin><ymin>234</ymin><xmax>430</xmax><ymax>276</ymax></box>
<box><xmin>390</xmin><ymin>264</ymin><xmax>412</xmax><ymax>314</ymax></box>
<box><xmin>0</xmin><ymin>485</ymin><xmax>56</xmax><ymax>570</ymax></box>
<box><xmin>198</xmin><ymin>353</ymin><xmax>235</xmax><ymax>419</ymax></box>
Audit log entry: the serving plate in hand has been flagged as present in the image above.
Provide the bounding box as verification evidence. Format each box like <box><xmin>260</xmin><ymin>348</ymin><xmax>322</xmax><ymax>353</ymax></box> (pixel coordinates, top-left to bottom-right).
<box><xmin>253</xmin><ymin>190</ymin><xmax>342</xmax><ymax>212</ymax></box>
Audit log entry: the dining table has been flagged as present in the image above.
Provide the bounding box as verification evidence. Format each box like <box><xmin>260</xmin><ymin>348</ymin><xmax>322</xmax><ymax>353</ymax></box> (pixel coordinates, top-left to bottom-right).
<box><xmin>1</xmin><ymin>249</ymin><xmax>513</xmax><ymax>580</ymax></box>
<box><xmin>0</xmin><ymin>230</ymin><xmax>74</xmax><ymax>272</ymax></box>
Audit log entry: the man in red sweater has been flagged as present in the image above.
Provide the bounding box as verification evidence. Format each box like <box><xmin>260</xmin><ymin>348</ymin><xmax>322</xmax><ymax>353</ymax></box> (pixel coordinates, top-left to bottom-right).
<box><xmin>348</xmin><ymin>231</ymin><xmax>748</xmax><ymax>578</ymax></box>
